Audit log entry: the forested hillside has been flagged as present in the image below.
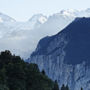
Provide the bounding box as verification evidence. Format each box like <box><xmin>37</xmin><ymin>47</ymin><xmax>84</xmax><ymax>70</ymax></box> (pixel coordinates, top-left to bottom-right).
<box><xmin>0</xmin><ymin>50</ymin><xmax>59</xmax><ymax>90</ymax></box>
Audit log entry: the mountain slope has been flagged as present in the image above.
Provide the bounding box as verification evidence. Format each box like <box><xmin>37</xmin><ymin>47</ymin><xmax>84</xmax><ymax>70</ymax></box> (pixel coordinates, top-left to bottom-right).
<box><xmin>0</xmin><ymin>12</ymin><xmax>15</xmax><ymax>23</ymax></box>
<box><xmin>0</xmin><ymin>14</ymin><xmax>47</xmax><ymax>58</ymax></box>
<box><xmin>30</xmin><ymin>17</ymin><xmax>90</xmax><ymax>90</ymax></box>
<box><xmin>0</xmin><ymin>9</ymin><xmax>90</xmax><ymax>58</ymax></box>
<box><xmin>0</xmin><ymin>50</ymin><xmax>56</xmax><ymax>90</ymax></box>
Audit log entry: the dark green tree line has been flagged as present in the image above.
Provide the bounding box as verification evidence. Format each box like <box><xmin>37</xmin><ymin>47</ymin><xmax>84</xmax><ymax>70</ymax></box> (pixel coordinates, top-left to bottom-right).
<box><xmin>0</xmin><ymin>50</ymin><xmax>58</xmax><ymax>90</ymax></box>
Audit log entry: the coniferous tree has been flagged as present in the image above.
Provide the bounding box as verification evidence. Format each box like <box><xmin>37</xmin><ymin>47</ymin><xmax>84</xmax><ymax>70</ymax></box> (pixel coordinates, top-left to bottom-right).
<box><xmin>65</xmin><ymin>85</ymin><xmax>69</xmax><ymax>90</ymax></box>
<box><xmin>0</xmin><ymin>50</ymin><xmax>55</xmax><ymax>90</ymax></box>
<box><xmin>41</xmin><ymin>69</ymin><xmax>46</xmax><ymax>75</ymax></box>
<box><xmin>61</xmin><ymin>84</ymin><xmax>70</xmax><ymax>90</ymax></box>
<box><xmin>52</xmin><ymin>80</ymin><xmax>59</xmax><ymax>90</ymax></box>
<box><xmin>61</xmin><ymin>84</ymin><xmax>65</xmax><ymax>90</ymax></box>
<box><xmin>81</xmin><ymin>87</ymin><xmax>83</xmax><ymax>90</ymax></box>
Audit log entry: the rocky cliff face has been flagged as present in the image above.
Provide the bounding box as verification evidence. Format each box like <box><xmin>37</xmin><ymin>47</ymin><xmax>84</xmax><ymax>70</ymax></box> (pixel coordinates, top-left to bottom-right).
<box><xmin>29</xmin><ymin>18</ymin><xmax>90</xmax><ymax>90</ymax></box>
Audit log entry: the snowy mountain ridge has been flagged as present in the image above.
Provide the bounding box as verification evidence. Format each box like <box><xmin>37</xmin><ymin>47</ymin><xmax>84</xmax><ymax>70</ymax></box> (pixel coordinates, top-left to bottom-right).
<box><xmin>0</xmin><ymin>12</ymin><xmax>15</xmax><ymax>23</ymax></box>
<box><xmin>0</xmin><ymin>8</ymin><xmax>90</xmax><ymax>58</ymax></box>
<box><xmin>28</xmin><ymin>14</ymin><xmax>47</xmax><ymax>24</ymax></box>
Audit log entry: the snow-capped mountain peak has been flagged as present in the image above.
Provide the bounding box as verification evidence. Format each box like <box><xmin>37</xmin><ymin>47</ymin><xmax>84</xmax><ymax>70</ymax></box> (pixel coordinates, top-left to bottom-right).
<box><xmin>0</xmin><ymin>8</ymin><xmax>90</xmax><ymax>58</ymax></box>
<box><xmin>0</xmin><ymin>12</ymin><xmax>15</xmax><ymax>23</ymax></box>
<box><xmin>60</xmin><ymin>9</ymin><xmax>79</xmax><ymax>17</ymax></box>
<box><xmin>86</xmin><ymin>8</ymin><xmax>90</xmax><ymax>12</ymax></box>
<box><xmin>29</xmin><ymin>14</ymin><xmax>47</xmax><ymax>24</ymax></box>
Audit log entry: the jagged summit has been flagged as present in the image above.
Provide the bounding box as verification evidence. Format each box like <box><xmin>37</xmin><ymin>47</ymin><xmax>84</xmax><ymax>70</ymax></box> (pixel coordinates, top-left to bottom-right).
<box><xmin>28</xmin><ymin>14</ymin><xmax>47</xmax><ymax>24</ymax></box>
<box><xmin>60</xmin><ymin>9</ymin><xmax>78</xmax><ymax>17</ymax></box>
<box><xmin>73</xmin><ymin>17</ymin><xmax>90</xmax><ymax>22</ymax></box>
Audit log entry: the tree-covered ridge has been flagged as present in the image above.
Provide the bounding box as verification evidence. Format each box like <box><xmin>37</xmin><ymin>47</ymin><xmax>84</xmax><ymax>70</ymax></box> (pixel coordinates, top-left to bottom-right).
<box><xmin>0</xmin><ymin>50</ymin><xmax>84</xmax><ymax>90</ymax></box>
<box><xmin>0</xmin><ymin>50</ymin><xmax>59</xmax><ymax>90</ymax></box>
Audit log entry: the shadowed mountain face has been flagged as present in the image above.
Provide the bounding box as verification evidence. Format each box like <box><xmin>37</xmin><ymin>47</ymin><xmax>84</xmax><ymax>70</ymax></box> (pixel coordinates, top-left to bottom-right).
<box><xmin>30</xmin><ymin>18</ymin><xmax>90</xmax><ymax>90</ymax></box>
<box><xmin>31</xmin><ymin>17</ymin><xmax>90</xmax><ymax>65</ymax></box>
<box><xmin>64</xmin><ymin>17</ymin><xmax>90</xmax><ymax>65</ymax></box>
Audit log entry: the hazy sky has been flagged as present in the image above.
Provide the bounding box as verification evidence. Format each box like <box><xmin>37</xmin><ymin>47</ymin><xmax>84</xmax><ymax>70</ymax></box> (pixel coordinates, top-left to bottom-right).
<box><xmin>0</xmin><ymin>0</ymin><xmax>90</xmax><ymax>21</ymax></box>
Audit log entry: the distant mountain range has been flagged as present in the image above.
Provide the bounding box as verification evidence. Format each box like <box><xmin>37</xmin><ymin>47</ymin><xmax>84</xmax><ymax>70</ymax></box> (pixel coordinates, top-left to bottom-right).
<box><xmin>0</xmin><ymin>8</ymin><xmax>90</xmax><ymax>58</ymax></box>
<box><xmin>30</xmin><ymin>17</ymin><xmax>90</xmax><ymax>90</ymax></box>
